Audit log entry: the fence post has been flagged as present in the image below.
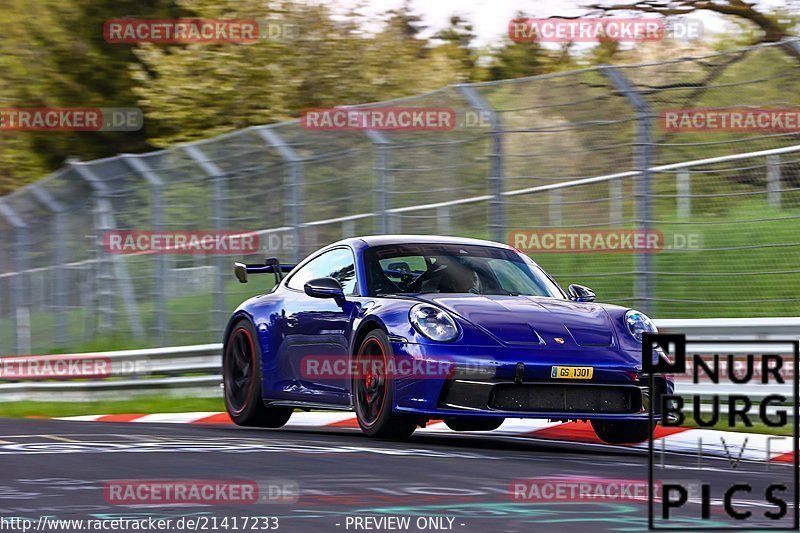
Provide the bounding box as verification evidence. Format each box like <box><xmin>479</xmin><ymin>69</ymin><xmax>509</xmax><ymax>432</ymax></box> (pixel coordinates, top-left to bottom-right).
<box><xmin>437</xmin><ymin>206</ymin><xmax>452</xmax><ymax>235</ymax></box>
<box><xmin>609</xmin><ymin>179</ymin><xmax>623</xmax><ymax>226</ymax></box>
<box><xmin>365</xmin><ymin>130</ymin><xmax>392</xmax><ymax>234</ymax></box>
<box><xmin>343</xmin><ymin>219</ymin><xmax>355</xmax><ymax>238</ymax></box>
<box><xmin>305</xmin><ymin>225</ymin><xmax>318</xmax><ymax>252</ymax></box>
<box><xmin>0</xmin><ymin>201</ymin><xmax>30</xmax><ymax>354</ymax></box>
<box><xmin>767</xmin><ymin>155</ymin><xmax>781</xmax><ymax>208</ymax></box>
<box><xmin>123</xmin><ymin>155</ymin><xmax>167</xmax><ymax>346</ymax></box>
<box><xmin>182</xmin><ymin>145</ymin><xmax>229</xmax><ymax>333</ymax></box>
<box><xmin>677</xmin><ymin>169</ymin><xmax>691</xmax><ymax>220</ymax></box>
<box><xmin>29</xmin><ymin>185</ymin><xmax>68</xmax><ymax>348</ymax></box>
<box><xmin>69</xmin><ymin>159</ymin><xmax>145</xmax><ymax>341</ymax></box>
<box><xmin>0</xmin><ymin>266</ymin><xmax>7</xmax><ymax>338</ymax></box>
<box><xmin>254</xmin><ymin>127</ymin><xmax>304</xmax><ymax>262</ymax></box>
<box><xmin>602</xmin><ymin>66</ymin><xmax>654</xmax><ymax>314</ymax></box>
<box><xmin>549</xmin><ymin>189</ymin><xmax>562</xmax><ymax>227</ymax></box>
<box><xmin>457</xmin><ymin>85</ymin><xmax>505</xmax><ymax>243</ymax></box>
<box><xmin>94</xmin><ymin>199</ymin><xmax>115</xmax><ymax>333</ymax></box>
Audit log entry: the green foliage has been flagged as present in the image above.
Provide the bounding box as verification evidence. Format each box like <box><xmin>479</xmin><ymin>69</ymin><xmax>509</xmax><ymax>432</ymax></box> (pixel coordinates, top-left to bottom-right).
<box><xmin>0</xmin><ymin>0</ymin><xmax>188</xmax><ymax>192</ymax></box>
<box><xmin>131</xmin><ymin>0</ymin><xmax>472</xmax><ymax>147</ymax></box>
<box><xmin>0</xmin><ymin>396</ymin><xmax>223</xmax><ymax>418</ymax></box>
<box><xmin>11</xmin><ymin>1</ymin><xmax>795</xmax><ymax>189</ymax></box>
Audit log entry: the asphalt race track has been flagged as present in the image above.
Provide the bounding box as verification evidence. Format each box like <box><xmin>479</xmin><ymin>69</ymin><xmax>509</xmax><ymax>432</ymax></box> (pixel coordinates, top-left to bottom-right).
<box><xmin>0</xmin><ymin>418</ymin><xmax>795</xmax><ymax>532</ymax></box>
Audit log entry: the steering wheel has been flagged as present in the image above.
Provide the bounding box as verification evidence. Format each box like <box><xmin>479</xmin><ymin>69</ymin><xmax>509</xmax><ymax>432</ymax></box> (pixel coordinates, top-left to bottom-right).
<box><xmin>406</xmin><ymin>264</ymin><xmax>448</xmax><ymax>293</ymax></box>
<box><xmin>399</xmin><ymin>272</ymin><xmax>416</xmax><ymax>286</ymax></box>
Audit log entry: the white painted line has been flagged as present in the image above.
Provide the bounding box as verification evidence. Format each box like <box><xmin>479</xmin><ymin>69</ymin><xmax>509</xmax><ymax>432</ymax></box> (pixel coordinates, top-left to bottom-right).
<box><xmin>132</xmin><ymin>412</ymin><xmax>222</xmax><ymax>424</ymax></box>
<box><xmin>49</xmin><ymin>411</ymin><xmax>797</xmax><ymax>463</ymax></box>
<box><xmin>55</xmin><ymin>415</ymin><xmax>106</xmax><ymax>422</ymax></box>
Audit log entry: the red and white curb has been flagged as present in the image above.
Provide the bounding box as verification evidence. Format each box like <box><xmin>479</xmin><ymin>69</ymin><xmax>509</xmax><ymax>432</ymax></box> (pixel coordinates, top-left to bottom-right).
<box><xmin>56</xmin><ymin>411</ymin><xmax>795</xmax><ymax>464</ymax></box>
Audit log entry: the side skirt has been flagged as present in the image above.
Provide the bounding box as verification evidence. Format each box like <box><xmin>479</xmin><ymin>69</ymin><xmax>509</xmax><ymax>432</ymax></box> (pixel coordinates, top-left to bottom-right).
<box><xmin>264</xmin><ymin>399</ymin><xmax>354</xmax><ymax>411</ymax></box>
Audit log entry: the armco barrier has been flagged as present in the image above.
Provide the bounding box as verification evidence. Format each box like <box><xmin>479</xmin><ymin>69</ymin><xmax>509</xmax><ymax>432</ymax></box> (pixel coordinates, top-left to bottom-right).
<box><xmin>0</xmin><ymin>319</ymin><xmax>796</xmax><ymax>402</ymax></box>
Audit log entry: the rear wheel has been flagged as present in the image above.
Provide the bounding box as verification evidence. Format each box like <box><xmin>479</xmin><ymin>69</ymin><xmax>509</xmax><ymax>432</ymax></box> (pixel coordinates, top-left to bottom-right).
<box><xmin>353</xmin><ymin>330</ymin><xmax>418</xmax><ymax>439</ymax></box>
<box><xmin>444</xmin><ymin>417</ymin><xmax>504</xmax><ymax>432</ymax></box>
<box><xmin>591</xmin><ymin>419</ymin><xmax>652</xmax><ymax>444</ymax></box>
<box><xmin>223</xmin><ymin>320</ymin><xmax>292</xmax><ymax>428</ymax></box>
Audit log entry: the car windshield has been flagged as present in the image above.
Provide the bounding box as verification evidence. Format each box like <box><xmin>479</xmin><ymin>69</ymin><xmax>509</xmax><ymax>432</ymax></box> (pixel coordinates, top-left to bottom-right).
<box><xmin>364</xmin><ymin>243</ymin><xmax>565</xmax><ymax>298</ymax></box>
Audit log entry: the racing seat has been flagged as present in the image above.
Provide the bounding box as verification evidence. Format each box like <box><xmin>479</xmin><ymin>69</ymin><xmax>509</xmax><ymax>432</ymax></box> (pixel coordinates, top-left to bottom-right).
<box><xmin>369</xmin><ymin>263</ymin><xmax>403</xmax><ymax>295</ymax></box>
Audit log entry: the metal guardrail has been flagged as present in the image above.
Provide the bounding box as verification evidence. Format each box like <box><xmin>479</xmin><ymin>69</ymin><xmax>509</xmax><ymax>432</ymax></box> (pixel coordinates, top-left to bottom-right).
<box><xmin>0</xmin><ymin>344</ymin><xmax>222</xmax><ymax>402</ymax></box>
<box><xmin>0</xmin><ymin>319</ymin><xmax>796</xmax><ymax>402</ymax></box>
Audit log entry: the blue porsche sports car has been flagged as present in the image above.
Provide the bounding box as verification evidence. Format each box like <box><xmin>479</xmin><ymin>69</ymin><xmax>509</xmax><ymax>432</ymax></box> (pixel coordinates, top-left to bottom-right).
<box><xmin>223</xmin><ymin>235</ymin><xmax>673</xmax><ymax>443</ymax></box>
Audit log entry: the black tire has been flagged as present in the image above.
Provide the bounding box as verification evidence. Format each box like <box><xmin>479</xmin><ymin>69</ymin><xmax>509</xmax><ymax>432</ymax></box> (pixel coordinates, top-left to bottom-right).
<box><xmin>591</xmin><ymin>419</ymin><xmax>652</xmax><ymax>444</ymax></box>
<box><xmin>223</xmin><ymin>320</ymin><xmax>292</xmax><ymax>428</ymax></box>
<box><xmin>444</xmin><ymin>417</ymin><xmax>505</xmax><ymax>432</ymax></box>
<box><xmin>353</xmin><ymin>330</ymin><xmax>418</xmax><ymax>439</ymax></box>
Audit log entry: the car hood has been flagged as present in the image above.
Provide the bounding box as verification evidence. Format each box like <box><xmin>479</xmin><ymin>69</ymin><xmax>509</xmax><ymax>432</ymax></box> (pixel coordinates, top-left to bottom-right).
<box><xmin>415</xmin><ymin>294</ymin><xmax>615</xmax><ymax>347</ymax></box>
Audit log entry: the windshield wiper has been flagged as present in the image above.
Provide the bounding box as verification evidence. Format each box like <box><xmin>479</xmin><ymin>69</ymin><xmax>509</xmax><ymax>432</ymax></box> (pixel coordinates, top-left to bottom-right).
<box><xmin>491</xmin><ymin>289</ymin><xmax>520</xmax><ymax>296</ymax></box>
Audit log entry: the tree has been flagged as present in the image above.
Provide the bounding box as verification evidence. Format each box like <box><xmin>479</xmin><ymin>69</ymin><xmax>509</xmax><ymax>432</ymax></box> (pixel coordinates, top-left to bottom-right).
<box><xmin>0</xmin><ymin>0</ymin><xmax>186</xmax><ymax>193</ymax></box>
<box><xmin>385</xmin><ymin>0</ymin><xmax>426</xmax><ymax>40</ymax></box>
<box><xmin>583</xmin><ymin>0</ymin><xmax>799</xmax><ymax>44</ymax></box>
<box><xmin>432</xmin><ymin>15</ymin><xmax>481</xmax><ymax>81</ymax></box>
<box><xmin>132</xmin><ymin>0</ymin><xmax>472</xmax><ymax>147</ymax></box>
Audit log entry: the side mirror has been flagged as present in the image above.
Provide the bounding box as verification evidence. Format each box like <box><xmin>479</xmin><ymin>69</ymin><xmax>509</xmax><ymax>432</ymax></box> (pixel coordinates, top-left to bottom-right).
<box><xmin>304</xmin><ymin>277</ymin><xmax>345</xmax><ymax>305</ymax></box>
<box><xmin>234</xmin><ymin>262</ymin><xmax>248</xmax><ymax>284</ymax></box>
<box><xmin>568</xmin><ymin>284</ymin><xmax>596</xmax><ymax>302</ymax></box>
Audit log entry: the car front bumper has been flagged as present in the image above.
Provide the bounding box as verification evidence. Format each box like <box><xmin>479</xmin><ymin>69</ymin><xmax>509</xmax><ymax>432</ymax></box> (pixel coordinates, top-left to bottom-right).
<box><xmin>389</xmin><ymin>340</ymin><xmax>674</xmax><ymax>421</ymax></box>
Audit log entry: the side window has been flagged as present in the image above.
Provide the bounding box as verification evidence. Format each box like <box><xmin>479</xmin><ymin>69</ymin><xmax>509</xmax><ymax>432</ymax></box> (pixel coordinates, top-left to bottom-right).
<box><xmin>287</xmin><ymin>248</ymin><xmax>358</xmax><ymax>295</ymax></box>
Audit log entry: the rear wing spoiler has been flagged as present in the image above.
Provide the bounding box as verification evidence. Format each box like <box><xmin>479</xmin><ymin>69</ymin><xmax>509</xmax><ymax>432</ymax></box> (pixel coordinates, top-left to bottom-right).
<box><xmin>234</xmin><ymin>257</ymin><xmax>296</xmax><ymax>284</ymax></box>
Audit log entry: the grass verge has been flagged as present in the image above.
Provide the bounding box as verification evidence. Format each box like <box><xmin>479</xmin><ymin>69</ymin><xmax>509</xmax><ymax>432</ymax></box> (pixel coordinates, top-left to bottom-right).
<box><xmin>0</xmin><ymin>396</ymin><xmax>224</xmax><ymax>419</ymax></box>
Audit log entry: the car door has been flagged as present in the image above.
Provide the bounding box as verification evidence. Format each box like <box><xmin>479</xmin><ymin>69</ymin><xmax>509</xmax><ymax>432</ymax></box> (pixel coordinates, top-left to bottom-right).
<box><xmin>279</xmin><ymin>247</ymin><xmax>358</xmax><ymax>404</ymax></box>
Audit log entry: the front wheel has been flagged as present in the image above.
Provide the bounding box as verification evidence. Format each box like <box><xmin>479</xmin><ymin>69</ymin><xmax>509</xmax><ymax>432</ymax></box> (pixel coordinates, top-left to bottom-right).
<box><xmin>353</xmin><ymin>330</ymin><xmax>418</xmax><ymax>439</ymax></box>
<box><xmin>223</xmin><ymin>320</ymin><xmax>292</xmax><ymax>428</ymax></box>
<box><xmin>590</xmin><ymin>419</ymin><xmax>652</xmax><ymax>444</ymax></box>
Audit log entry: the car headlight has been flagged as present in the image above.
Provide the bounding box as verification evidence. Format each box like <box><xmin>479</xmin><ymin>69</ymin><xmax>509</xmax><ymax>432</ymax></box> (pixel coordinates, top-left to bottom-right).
<box><xmin>625</xmin><ymin>309</ymin><xmax>657</xmax><ymax>342</ymax></box>
<box><xmin>409</xmin><ymin>304</ymin><xmax>459</xmax><ymax>342</ymax></box>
